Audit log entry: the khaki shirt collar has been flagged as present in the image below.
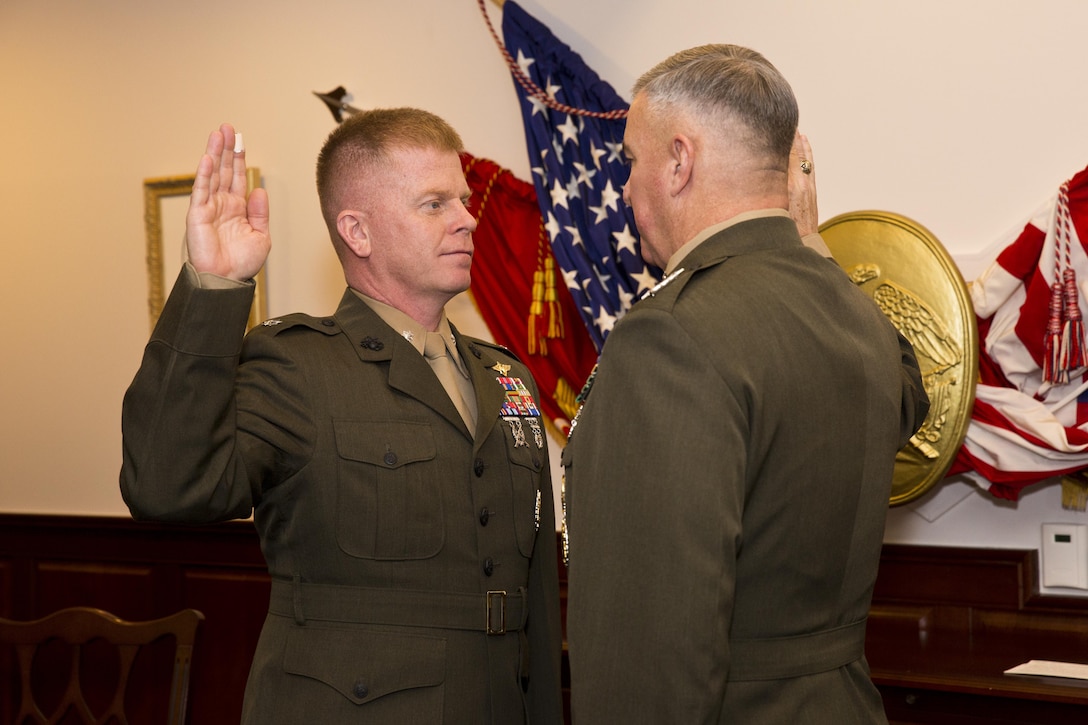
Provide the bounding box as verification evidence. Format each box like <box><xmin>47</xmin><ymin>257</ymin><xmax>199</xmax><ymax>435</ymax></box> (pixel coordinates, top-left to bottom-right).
<box><xmin>665</xmin><ymin>209</ymin><xmax>791</xmax><ymax>274</ymax></box>
<box><xmin>349</xmin><ymin>290</ymin><xmax>468</xmax><ymax>376</ymax></box>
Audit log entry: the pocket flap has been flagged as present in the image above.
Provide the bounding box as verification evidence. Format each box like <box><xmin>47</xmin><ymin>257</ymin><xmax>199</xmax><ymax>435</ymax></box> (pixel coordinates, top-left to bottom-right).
<box><xmin>334</xmin><ymin>420</ymin><xmax>436</xmax><ymax>468</ymax></box>
<box><xmin>284</xmin><ymin>626</ymin><xmax>445</xmax><ymax>704</ymax></box>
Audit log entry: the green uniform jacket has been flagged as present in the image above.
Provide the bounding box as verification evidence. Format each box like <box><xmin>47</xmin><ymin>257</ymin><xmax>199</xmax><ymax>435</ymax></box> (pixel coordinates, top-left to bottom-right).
<box><xmin>121</xmin><ymin>267</ymin><xmax>564</xmax><ymax>724</ymax></box>
<box><xmin>563</xmin><ymin>216</ymin><xmax>929</xmax><ymax>724</ymax></box>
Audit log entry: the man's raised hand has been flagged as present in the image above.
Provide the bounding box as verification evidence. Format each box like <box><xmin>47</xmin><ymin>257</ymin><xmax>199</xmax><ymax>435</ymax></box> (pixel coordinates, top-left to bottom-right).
<box><xmin>185</xmin><ymin>123</ymin><xmax>270</xmax><ymax>282</ymax></box>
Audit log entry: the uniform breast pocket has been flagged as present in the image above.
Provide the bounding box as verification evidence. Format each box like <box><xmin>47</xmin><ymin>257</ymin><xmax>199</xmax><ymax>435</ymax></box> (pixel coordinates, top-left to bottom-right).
<box><xmin>333</xmin><ymin>419</ymin><xmax>444</xmax><ymax>560</ymax></box>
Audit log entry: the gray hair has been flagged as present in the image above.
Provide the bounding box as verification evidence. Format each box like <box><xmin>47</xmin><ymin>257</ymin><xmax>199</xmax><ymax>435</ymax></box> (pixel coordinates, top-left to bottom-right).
<box><xmin>632</xmin><ymin>44</ymin><xmax>798</xmax><ymax>162</ymax></box>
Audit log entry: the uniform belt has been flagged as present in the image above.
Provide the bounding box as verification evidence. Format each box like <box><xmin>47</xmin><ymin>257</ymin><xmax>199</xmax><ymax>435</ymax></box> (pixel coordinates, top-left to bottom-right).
<box><xmin>727</xmin><ymin>619</ymin><xmax>867</xmax><ymax>681</ymax></box>
<box><xmin>268</xmin><ymin>579</ymin><xmax>526</xmax><ymax>635</ymax></box>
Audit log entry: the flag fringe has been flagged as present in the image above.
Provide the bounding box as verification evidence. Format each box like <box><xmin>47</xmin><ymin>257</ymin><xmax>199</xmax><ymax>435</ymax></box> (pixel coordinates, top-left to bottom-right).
<box><xmin>553</xmin><ymin>377</ymin><xmax>579</xmax><ymax>420</ymax></box>
<box><xmin>1061</xmin><ymin>471</ymin><xmax>1088</xmax><ymax>512</ymax></box>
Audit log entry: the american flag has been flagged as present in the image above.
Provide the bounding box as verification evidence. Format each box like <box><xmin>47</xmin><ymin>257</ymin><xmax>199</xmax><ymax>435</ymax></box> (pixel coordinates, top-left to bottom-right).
<box><xmin>499</xmin><ymin>1</ymin><xmax>661</xmax><ymax>351</ymax></box>
<box><xmin>951</xmin><ymin>163</ymin><xmax>1088</xmax><ymax>502</ymax></box>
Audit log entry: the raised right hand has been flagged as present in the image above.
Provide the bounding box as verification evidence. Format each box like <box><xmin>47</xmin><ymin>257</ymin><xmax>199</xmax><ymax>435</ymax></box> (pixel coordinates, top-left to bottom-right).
<box><xmin>185</xmin><ymin>123</ymin><xmax>270</xmax><ymax>282</ymax></box>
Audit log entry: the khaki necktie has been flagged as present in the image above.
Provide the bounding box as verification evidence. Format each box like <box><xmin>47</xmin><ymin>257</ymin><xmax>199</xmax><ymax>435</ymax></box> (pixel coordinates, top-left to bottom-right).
<box><xmin>423</xmin><ymin>332</ymin><xmax>477</xmax><ymax>431</ymax></box>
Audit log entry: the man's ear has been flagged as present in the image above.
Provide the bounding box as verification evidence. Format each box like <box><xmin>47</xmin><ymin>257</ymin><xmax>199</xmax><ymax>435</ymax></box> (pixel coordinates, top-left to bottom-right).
<box><xmin>670</xmin><ymin>134</ymin><xmax>695</xmax><ymax>196</ymax></box>
<box><xmin>336</xmin><ymin>210</ymin><xmax>371</xmax><ymax>258</ymax></box>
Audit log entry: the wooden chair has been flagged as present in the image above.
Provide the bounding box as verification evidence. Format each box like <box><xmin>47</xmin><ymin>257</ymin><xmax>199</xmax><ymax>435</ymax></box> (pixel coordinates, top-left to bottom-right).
<box><xmin>0</xmin><ymin>607</ymin><xmax>204</xmax><ymax>725</ymax></box>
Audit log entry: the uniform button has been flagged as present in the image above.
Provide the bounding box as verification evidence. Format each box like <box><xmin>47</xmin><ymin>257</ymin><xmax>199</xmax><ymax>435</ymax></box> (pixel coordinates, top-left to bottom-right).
<box><xmin>483</xmin><ymin>557</ymin><xmax>495</xmax><ymax>576</ymax></box>
<box><xmin>479</xmin><ymin>508</ymin><xmax>491</xmax><ymax>526</ymax></box>
<box><xmin>352</xmin><ymin>679</ymin><xmax>369</xmax><ymax>699</ymax></box>
<box><xmin>383</xmin><ymin>451</ymin><xmax>397</xmax><ymax>466</ymax></box>
<box><xmin>531</xmin><ymin>456</ymin><xmax>541</xmax><ymax>470</ymax></box>
<box><xmin>321</xmin><ymin>319</ymin><xmax>335</xmax><ymax>327</ymax></box>
<box><xmin>473</xmin><ymin>458</ymin><xmax>485</xmax><ymax>477</ymax></box>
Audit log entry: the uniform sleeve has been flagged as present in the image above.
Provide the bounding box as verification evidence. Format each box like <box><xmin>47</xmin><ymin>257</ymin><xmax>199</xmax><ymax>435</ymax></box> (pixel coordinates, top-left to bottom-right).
<box><xmin>522</xmin><ymin>374</ymin><xmax>565</xmax><ymax>721</ymax></box>
<box><xmin>565</xmin><ymin>308</ymin><xmax>742</xmax><ymax>724</ymax></box>
<box><xmin>896</xmin><ymin>329</ymin><xmax>931</xmax><ymax>448</ymax></box>
<box><xmin>119</xmin><ymin>266</ymin><xmax>313</xmax><ymax>523</ymax></box>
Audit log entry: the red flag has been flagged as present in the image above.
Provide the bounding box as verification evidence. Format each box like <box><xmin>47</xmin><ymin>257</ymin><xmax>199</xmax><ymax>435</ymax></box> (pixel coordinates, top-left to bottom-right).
<box><xmin>462</xmin><ymin>152</ymin><xmax>598</xmax><ymax>436</ymax></box>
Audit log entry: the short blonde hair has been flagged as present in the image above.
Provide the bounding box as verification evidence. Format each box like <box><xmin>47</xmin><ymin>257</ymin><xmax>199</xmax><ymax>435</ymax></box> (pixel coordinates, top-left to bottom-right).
<box><xmin>315</xmin><ymin>107</ymin><xmax>464</xmax><ymax>238</ymax></box>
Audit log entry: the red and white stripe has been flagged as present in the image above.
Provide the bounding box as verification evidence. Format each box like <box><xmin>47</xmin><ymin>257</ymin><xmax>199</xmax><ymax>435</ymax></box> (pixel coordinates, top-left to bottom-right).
<box><xmin>951</xmin><ymin>165</ymin><xmax>1088</xmax><ymax>499</ymax></box>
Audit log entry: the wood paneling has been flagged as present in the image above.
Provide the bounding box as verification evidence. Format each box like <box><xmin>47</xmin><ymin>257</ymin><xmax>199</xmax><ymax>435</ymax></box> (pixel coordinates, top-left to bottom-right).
<box><xmin>0</xmin><ymin>515</ymin><xmax>267</xmax><ymax>724</ymax></box>
<box><xmin>3</xmin><ymin>517</ymin><xmax>1088</xmax><ymax>723</ymax></box>
<box><xmin>868</xmin><ymin>545</ymin><xmax>1088</xmax><ymax>723</ymax></box>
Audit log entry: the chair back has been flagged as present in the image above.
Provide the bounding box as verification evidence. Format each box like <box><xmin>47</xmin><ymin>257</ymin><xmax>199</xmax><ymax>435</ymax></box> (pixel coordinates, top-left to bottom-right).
<box><xmin>0</xmin><ymin>607</ymin><xmax>203</xmax><ymax>725</ymax></box>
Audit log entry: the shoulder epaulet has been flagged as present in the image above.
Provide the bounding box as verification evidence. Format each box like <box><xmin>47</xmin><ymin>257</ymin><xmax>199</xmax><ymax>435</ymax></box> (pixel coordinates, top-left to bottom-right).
<box><xmin>466</xmin><ymin>337</ymin><xmax>523</xmax><ymax>364</ymax></box>
<box><xmin>247</xmin><ymin>313</ymin><xmax>340</xmax><ymax>337</ymax></box>
<box><xmin>641</xmin><ymin>267</ymin><xmax>689</xmax><ymax>300</ymax></box>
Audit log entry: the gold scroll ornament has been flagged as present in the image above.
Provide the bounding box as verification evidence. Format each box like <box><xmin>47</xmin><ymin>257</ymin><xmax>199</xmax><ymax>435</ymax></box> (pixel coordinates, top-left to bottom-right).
<box><xmin>819</xmin><ymin>211</ymin><xmax>978</xmax><ymax>506</ymax></box>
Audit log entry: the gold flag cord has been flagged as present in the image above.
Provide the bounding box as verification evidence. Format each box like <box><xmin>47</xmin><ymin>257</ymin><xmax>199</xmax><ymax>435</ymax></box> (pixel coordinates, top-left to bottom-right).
<box><xmin>465</xmin><ymin>157</ymin><xmax>564</xmax><ymax>356</ymax></box>
<box><xmin>529</xmin><ymin>229</ymin><xmax>564</xmax><ymax>355</ymax></box>
<box><xmin>475</xmin><ymin>0</ymin><xmax>627</xmax><ymax>120</ymax></box>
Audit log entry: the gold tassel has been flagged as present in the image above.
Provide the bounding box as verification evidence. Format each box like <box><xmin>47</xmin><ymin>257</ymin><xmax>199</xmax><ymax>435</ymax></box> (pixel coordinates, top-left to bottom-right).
<box><xmin>528</xmin><ymin>267</ymin><xmax>545</xmax><ymax>355</ymax></box>
<box><xmin>543</xmin><ymin>256</ymin><xmax>563</xmax><ymax>339</ymax></box>
<box><xmin>1061</xmin><ymin>471</ymin><xmax>1088</xmax><ymax>512</ymax></box>
<box><xmin>529</xmin><ymin>220</ymin><xmax>555</xmax><ymax>356</ymax></box>
<box><xmin>530</xmin><ymin>268</ymin><xmax>544</xmax><ymax>317</ymax></box>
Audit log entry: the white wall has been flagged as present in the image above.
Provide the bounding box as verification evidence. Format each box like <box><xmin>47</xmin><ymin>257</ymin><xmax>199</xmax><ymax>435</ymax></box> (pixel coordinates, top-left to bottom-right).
<box><xmin>3</xmin><ymin>0</ymin><xmax>1088</xmax><ymax>591</ymax></box>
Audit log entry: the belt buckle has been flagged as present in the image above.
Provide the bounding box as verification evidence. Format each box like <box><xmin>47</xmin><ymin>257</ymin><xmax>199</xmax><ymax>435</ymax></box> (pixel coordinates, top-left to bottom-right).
<box><xmin>486</xmin><ymin>590</ymin><xmax>507</xmax><ymax>635</ymax></box>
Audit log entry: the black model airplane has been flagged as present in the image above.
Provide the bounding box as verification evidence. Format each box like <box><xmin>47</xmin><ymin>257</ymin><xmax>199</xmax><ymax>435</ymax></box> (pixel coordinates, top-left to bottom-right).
<box><xmin>313</xmin><ymin>86</ymin><xmax>361</xmax><ymax>123</ymax></box>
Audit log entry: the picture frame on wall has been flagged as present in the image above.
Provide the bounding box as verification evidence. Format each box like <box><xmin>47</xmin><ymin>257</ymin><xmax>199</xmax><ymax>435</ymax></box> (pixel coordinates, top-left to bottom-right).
<box><xmin>142</xmin><ymin>168</ymin><xmax>268</xmax><ymax>331</ymax></box>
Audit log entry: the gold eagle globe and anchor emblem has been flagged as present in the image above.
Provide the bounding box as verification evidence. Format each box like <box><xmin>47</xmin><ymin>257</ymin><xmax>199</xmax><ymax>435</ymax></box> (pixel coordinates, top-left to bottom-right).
<box><xmin>819</xmin><ymin>211</ymin><xmax>978</xmax><ymax>506</ymax></box>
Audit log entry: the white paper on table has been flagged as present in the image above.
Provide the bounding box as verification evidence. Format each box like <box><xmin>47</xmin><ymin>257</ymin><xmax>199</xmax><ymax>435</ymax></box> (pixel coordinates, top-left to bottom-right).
<box><xmin>1004</xmin><ymin>660</ymin><xmax>1088</xmax><ymax>680</ymax></box>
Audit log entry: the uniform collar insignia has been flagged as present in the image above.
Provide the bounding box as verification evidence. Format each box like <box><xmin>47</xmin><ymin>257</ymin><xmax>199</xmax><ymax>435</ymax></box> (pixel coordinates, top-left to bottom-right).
<box><xmin>641</xmin><ymin>267</ymin><xmax>686</xmax><ymax>300</ymax></box>
<box><xmin>360</xmin><ymin>336</ymin><xmax>384</xmax><ymax>351</ymax></box>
